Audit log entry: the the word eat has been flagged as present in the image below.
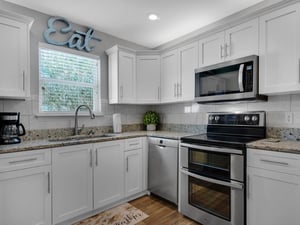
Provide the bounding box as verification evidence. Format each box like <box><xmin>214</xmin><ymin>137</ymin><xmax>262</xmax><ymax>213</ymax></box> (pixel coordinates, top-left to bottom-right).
<box><xmin>44</xmin><ymin>17</ymin><xmax>101</xmax><ymax>52</ymax></box>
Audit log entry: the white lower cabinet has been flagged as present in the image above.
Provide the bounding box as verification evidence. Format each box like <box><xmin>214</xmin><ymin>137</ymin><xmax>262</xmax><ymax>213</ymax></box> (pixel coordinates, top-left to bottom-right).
<box><xmin>0</xmin><ymin>150</ymin><xmax>51</xmax><ymax>225</ymax></box>
<box><xmin>52</xmin><ymin>144</ymin><xmax>93</xmax><ymax>224</ymax></box>
<box><xmin>94</xmin><ymin>140</ymin><xmax>125</xmax><ymax>208</ymax></box>
<box><xmin>247</xmin><ymin>149</ymin><xmax>300</xmax><ymax>225</ymax></box>
<box><xmin>124</xmin><ymin>149</ymin><xmax>142</xmax><ymax>197</ymax></box>
<box><xmin>52</xmin><ymin>138</ymin><xmax>146</xmax><ymax>224</ymax></box>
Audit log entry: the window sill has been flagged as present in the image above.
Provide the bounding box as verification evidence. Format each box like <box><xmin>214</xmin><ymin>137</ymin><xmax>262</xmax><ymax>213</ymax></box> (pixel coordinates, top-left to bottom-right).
<box><xmin>35</xmin><ymin>112</ymin><xmax>104</xmax><ymax>117</ymax></box>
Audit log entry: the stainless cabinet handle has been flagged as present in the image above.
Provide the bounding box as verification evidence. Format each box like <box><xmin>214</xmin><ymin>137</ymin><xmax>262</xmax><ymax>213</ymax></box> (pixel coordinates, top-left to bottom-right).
<box><xmin>95</xmin><ymin>149</ymin><xmax>98</xmax><ymax>166</ymax></box>
<box><xmin>22</xmin><ymin>71</ymin><xmax>25</xmax><ymax>91</ymax></box>
<box><xmin>174</xmin><ymin>83</ymin><xmax>177</xmax><ymax>97</ymax></box>
<box><xmin>220</xmin><ymin>45</ymin><xmax>224</xmax><ymax>58</ymax></box>
<box><xmin>47</xmin><ymin>172</ymin><xmax>50</xmax><ymax>194</ymax></box>
<box><xmin>129</xmin><ymin>143</ymin><xmax>139</xmax><ymax>146</ymax></box>
<box><xmin>9</xmin><ymin>157</ymin><xmax>37</xmax><ymax>164</ymax></box>
<box><xmin>89</xmin><ymin>150</ymin><xmax>93</xmax><ymax>167</ymax></box>
<box><xmin>226</xmin><ymin>43</ymin><xmax>231</xmax><ymax>57</ymax></box>
<box><xmin>157</xmin><ymin>87</ymin><xmax>160</xmax><ymax>100</ymax></box>
<box><xmin>120</xmin><ymin>85</ymin><xmax>124</xmax><ymax>98</ymax></box>
<box><xmin>260</xmin><ymin>159</ymin><xmax>289</xmax><ymax>166</ymax></box>
<box><xmin>298</xmin><ymin>59</ymin><xmax>300</xmax><ymax>83</ymax></box>
<box><xmin>247</xmin><ymin>175</ymin><xmax>250</xmax><ymax>199</ymax></box>
<box><xmin>126</xmin><ymin>157</ymin><xmax>129</xmax><ymax>172</ymax></box>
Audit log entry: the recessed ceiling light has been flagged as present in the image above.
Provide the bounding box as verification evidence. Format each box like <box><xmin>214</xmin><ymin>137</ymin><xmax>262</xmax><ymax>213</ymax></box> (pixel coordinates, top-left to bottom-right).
<box><xmin>148</xmin><ymin>13</ymin><xmax>160</xmax><ymax>21</ymax></box>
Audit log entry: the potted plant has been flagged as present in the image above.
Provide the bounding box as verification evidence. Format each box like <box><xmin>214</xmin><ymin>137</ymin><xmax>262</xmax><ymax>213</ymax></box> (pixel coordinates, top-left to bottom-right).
<box><xmin>143</xmin><ymin>111</ymin><xmax>160</xmax><ymax>131</ymax></box>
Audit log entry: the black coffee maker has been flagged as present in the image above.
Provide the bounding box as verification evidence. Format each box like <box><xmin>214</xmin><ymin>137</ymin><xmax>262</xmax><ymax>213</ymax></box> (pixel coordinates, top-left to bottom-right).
<box><xmin>0</xmin><ymin>112</ymin><xmax>26</xmax><ymax>144</ymax></box>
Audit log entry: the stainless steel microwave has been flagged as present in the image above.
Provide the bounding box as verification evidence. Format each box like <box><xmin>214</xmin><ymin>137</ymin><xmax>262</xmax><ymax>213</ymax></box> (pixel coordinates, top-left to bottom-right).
<box><xmin>195</xmin><ymin>55</ymin><xmax>267</xmax><ymax>103</ymax></box>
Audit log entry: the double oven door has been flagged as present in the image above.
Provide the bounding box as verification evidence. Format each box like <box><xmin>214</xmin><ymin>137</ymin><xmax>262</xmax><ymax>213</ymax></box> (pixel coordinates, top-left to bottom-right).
<box><xmin>179</xmin><ymin>143</ymin><xmax>244</xmax><ymax>225</ymax></box>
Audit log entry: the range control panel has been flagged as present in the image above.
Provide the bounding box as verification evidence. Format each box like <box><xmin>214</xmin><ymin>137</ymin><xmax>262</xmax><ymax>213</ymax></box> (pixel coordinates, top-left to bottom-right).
<box><xmin>207</xmin><ymin>111</ymin><xmax>265</xmax><ymax>126</ymax></box>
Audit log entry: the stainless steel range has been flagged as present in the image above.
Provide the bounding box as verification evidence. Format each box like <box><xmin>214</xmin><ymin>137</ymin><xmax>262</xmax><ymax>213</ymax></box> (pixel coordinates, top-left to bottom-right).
<box><xmin>179</xmin><ymin>111</ymin><xmax>266</xmax><ymax>225</ymax></box>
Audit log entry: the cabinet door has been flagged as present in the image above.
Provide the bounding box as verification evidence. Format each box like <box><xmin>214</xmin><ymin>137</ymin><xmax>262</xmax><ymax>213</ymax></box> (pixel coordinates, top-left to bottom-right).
<box><xmin>225</xmin><ymin>19</ymin><xmax>258</xmax><ymax>60</ymax></box>
<box><xmin>0</xmin><ymin>16</ymin><xmax>29</xmax><ymax>98</ymax></box>
<box><xmin>124</xmin><ymin>149</ymin><xmax>142</xmax><ymax>197</ymax></box>
<box><xmin>161</xmin><ymin>49</ymin><xmax>179</xmax><ymax>103</ymax></box>
<box><xmin>259</xmin><ymin>3</ymin><xmax>300</xmax><ymax>95</ymax></box>
<box><xmin>136</xmin><ymin>55</ymin><xmax>161</xmax><ymax>103</ymax></box>
<box><xmin>0</xmin><ymin>166</ymin><xmax>51</xmax><ymax>225</ymax></box>
<box><xmin>178</xmin><ymin>42</ymin><xmax>198</xmax><ymax>101</ymax></box>
<box><xmin>198</xmin><ymin>32</ymin><xmax>224</xmax><ymax>67</ymax></box>
<box><xmin>247</xmin><ymin>167</ymin><xmax>300</xmax><ymax>225</ymax></box>
<box><xmin>94</xmin><ymin>140</ymin><xmax>124</xmax><ymax>209</ymax></box>
<box><xmin>119</xmin><ymin>50</ymin><xmax>136</xmax><ymax>103</ymax></box>
<box><xmin>52</xmin><ymin>144</ymin><xmax>93</xmax><ymax>224</ymax></box>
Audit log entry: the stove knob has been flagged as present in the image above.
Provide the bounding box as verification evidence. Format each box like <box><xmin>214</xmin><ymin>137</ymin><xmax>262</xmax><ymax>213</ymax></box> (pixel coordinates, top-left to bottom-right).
<box><xmin>244</xmin><ymin>115</ymin><xmax>250</xmax><ymax>122</ymax></box>
<box><xmin>252</xmin><ymin>115</ymin><xmax>258</xmax><ymax>122</ymax></box>
<box><xmin>215</xmin><ymin>115</ymin><xmax>220</xmax><ymax>121</ymax></box>
<box><xmin>209</xmin><ymin>115</ymin><xmax>214</xmax><ymax>121</ymax></box>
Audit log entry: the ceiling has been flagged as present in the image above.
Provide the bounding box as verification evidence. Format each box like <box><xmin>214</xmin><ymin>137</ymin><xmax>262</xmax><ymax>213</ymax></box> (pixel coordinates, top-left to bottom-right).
<box><xmin>5</xmin><ymin>0</ymin><xmax>265</xmax><ymax>48</ymax></box>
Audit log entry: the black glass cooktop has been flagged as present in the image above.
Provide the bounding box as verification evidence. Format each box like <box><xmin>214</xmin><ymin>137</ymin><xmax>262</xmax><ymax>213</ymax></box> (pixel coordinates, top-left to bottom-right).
<box><xmin>181</xmin><ymin>133</ymin><xmax>263</xmax><ymax>150</ymax></box>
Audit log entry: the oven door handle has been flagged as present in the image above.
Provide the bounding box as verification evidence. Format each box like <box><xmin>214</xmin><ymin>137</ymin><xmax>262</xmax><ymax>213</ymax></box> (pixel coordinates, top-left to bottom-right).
<box><xmin>180</xmin><ymin>143</ymin><xmax>243</xmax><ymax>155</ymax></box>
<box><xmin>180</xmin><ymin>168</ymin><xmax>244</xmax><ymax>190</ymax></box>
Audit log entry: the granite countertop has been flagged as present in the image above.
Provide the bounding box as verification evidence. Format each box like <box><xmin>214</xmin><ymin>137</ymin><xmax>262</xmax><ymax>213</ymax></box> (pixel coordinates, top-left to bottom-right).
<box><xmin>0</xmin><ymin>131</ymin><xmax>195</xmax><ymax>154</ymax></box>
<box><xmin>247</xmin><ymin>138</ymin><xmax>300</xmax><ymax>154</ymax></box>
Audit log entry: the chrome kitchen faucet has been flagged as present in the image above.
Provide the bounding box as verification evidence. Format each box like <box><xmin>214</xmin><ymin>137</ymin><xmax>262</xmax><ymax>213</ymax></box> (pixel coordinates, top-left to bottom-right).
<box><xmin>74</xmin><ymin>105</ymin><xmax>95</xmax><ymax>135</ymax></box>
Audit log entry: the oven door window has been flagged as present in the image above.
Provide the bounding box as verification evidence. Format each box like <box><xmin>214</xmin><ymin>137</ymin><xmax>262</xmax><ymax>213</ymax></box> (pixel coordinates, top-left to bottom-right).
<box><xmin>189</xmin><ymin>149</ymin><xmax>230</xmax><ymax>180</ymax></box>
<box><xmin>189</xmin><ymin>176</ymin><xmax>231</xmax><ymax>221</ymax></box>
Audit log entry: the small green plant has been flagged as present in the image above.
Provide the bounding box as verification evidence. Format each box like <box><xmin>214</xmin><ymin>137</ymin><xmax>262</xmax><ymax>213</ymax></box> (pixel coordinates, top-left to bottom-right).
<box><xmin>143</xmin><ymin>111</ymin><xmax>160</xmax><ymax>125</ymax></box>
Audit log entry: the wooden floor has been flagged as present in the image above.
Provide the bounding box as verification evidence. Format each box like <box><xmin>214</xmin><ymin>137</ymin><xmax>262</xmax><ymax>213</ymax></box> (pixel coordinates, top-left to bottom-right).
<box><xmin>129</xmin><ymin>195</ymin><xmax>201</xmax><ymax>225</ymax></box>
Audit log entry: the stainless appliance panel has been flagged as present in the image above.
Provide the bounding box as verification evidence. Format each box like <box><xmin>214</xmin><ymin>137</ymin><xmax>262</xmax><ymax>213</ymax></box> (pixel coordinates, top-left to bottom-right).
<box><xmin>179</xmin><ymin>169</ymin><xmax>244</xmax><ymax>225</ymax></box>
<box><xmin>148</xmin><ymin>137</ymin><xmax>178</xmax><ymax>204</ymax></box>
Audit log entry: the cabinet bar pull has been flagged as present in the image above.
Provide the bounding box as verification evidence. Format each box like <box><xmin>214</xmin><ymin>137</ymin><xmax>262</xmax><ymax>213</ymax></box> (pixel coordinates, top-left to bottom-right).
<box><xmin>260</xmin><ymin>159</ymin><xmax>289</xmax><ymax>166</ymax></box>
<box><xmin>9</xmin><ymin>157</ymin><xmax>37</xmax><ymax>164</ymax></box>
<box><xmin>126</xmin><ymin>157</ymin><xmax>129</xmax><ymax>172</ymax></box>
<box><xmin>47</xmin><ymin>172</ymin><xmax>50</xmax><ymax>194</ymax></box>
<box><xmin>220</xmin><ymin>45</ymin><xmax>224</xmax><ymax>58</ymax></box>
<box><xmin>95</xmin><ymin>149</ymin><xmax>98</xmax><ymax>166</ymax></box>
<box><xmin>129</xmin><ymin>143</ymin><xmax>139</xmax><ymax>146</ymax></box>
<box><xmin>298</xmin><ymin>59</ymin><xmax>300</xmax><ymax>83</ymax></box>
<box><xmin>226</xmin><ymin>43</ymin><xmax>231</xmax><ymax>57</ymax></box>
<box><xmin>22</xmin><ymin>71</ymin><xmax>25</xmax><ymax>91</ymax></box>
<box><xmin>157</xmin><ymin>87</ymin><xmax>160</xmax><ymax>100</ymax></box>
<box><xmin>247</xmin><ymin>175</ymin><xmax>250</xmax><ymax>199</ymax></box>
<box><xmin>174</xmin><ymin>83</ymin><xmax>177</xmax><ymax>97</ymax></box>
<box><xmin>120</xmin><ymin>85</ymin><xmax>124</xmax><ymax>98</ymax></box>
<box><xmin>89</xmin><ymin>150</ymin><xmax>93</xmax><ymax>167</ymax></box>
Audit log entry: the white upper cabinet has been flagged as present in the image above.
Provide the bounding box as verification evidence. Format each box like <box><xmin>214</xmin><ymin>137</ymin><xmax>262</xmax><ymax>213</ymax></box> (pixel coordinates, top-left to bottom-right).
<box><xmin>161</xmin><ymin>49</ymin><xmax>179</xmax><ymax>103</ymax></box>
<box><xmin>259</xmin><ymin>3</ymin><xmax>300</xmax><ymax>95</ymax></box>
<box><xmin>199</xmin><ymin>19</ymin><xmax>258</xmax><ymax>67</ymax></box>
<box><xmin>161</xmin><ymin>42</ymin><xmax>198</xmax><ymax>103</ymax></box>
<box><xmin>136</xmin><ymin>54</ymin><xmax>161</xmax><ymax>103</ymax></box>
<box><xmin>106</xmin><ymin>46</ymin><xmax>136</xmax><ymax>104</ymax></box>
<box><xmin>225</xmin><ymin>19</ymin><xmax>258</xmax><ymax>61</ymax></box>
<box><xmin>178</xmin><ymin>42</ymin><xmax>198</xmax><ymax>101</ymax></box>
<box><xmin>199</xmin><ymin>32</ymin><xmax>224</xmax><ymax>67</ymax></box>
<box><xmin>0</xmin><ymin>13</ymin><xmax>32</xmax><ymax>99</ymax></box>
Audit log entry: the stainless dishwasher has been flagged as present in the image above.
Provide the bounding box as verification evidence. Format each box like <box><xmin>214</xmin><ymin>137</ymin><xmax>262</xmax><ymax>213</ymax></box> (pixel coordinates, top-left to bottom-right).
<box><xmin>148</xmin><ymin>137</ymin><xmax>178</xmax><ymax>204</ymax></box>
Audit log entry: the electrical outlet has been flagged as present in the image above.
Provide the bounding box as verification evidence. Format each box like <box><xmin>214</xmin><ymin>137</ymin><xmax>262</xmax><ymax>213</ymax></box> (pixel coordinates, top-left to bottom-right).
<box><xmin>285</xmin><ymin>112</ymin><xmax>293</xmax><ymax>124</ymax></box>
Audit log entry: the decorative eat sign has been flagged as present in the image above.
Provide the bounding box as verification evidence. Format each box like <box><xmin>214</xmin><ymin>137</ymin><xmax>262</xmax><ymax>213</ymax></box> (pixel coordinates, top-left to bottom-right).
<box><xmin>44</xmin><ymin>17</ymin><xmax>101</xmax><ymax>52</ymax></box>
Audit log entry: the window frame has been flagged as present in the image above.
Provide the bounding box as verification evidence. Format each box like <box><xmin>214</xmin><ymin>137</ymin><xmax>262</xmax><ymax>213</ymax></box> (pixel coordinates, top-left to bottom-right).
<box><xmin>38</xmin><ymin>42</ymin><xmax>102</xmax><ymax>116</ymax></box>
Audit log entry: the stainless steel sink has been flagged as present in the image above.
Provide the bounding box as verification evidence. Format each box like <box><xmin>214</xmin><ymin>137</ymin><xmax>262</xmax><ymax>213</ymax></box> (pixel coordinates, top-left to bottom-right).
<box><xmin>48</xmin><ymin>133</ymin><xmax>116</xmax><ymax>142</ymax></box>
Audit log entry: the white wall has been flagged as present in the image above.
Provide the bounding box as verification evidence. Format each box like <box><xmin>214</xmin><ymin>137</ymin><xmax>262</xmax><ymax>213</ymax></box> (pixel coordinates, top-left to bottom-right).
<box><xmin>153</xmin><ymin>94</ymin><xmax>300</xmax><ymax>128</ymax></box>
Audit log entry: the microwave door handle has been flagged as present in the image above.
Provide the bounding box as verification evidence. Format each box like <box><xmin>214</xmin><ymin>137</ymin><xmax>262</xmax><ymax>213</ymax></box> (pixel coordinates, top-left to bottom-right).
<box><xmin>238</xmin><ymin>64</ymin><xmax>244</xmax><ymax>92</ymax></box>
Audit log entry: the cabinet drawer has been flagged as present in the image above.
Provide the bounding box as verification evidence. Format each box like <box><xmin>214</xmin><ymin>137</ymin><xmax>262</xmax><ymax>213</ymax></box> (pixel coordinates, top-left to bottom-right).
<box><xmin>0</xmin><ymin>149</ymin><xmax>51</xmax><ymax>172</ymax></box>
<box><xmin>125</xmin><ymin>138</ymin><xmax>142</xmax><ymax>150</ymax></box>
<box><xmin>247</xmin><ymin>148</ymin><xmax>300</xmax><ymax>175</ymax></box>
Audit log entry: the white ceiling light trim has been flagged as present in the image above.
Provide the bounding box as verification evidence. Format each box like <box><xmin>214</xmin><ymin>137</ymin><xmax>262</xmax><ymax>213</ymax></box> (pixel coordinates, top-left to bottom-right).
<box><xmin>148</xmin><ymin>13</ymin><xmax>160</xmax><ymax>21</ymax></box>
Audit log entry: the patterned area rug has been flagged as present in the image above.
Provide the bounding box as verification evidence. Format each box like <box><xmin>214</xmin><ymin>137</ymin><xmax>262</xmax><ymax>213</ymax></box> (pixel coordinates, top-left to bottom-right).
<box><xmin>73</xmin><ymin>203</ymin><xmax>149</xmax><ymax>225</ymax></box>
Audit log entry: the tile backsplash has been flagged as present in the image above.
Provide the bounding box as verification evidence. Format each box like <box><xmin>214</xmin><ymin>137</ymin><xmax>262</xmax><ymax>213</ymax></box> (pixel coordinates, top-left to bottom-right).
<box><xmin>1</xmin><ymin>94</ymin><xmax>300</xmax><ymax>141</ymax></box>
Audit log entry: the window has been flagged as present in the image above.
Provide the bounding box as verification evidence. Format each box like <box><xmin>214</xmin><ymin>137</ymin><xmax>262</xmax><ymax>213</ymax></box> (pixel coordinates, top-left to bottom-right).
<box><xmin>39</xmin><ymin>43</ymin><xmax>101</xmax><ymax>114</ymax></box>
